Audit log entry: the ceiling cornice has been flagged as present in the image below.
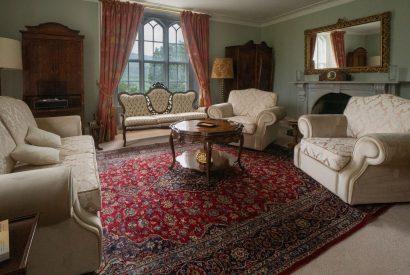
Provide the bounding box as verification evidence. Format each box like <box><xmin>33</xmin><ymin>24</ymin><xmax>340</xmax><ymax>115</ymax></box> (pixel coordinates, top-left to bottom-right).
<box><xmin>83</xmin><ymin>0</ymin><xmax>357</xmax><ymax>28</ymax></box>
<box><xmin>260</xmin><ymin>0</ymin><xmax>357</xmax><ymax>27</ymax></box>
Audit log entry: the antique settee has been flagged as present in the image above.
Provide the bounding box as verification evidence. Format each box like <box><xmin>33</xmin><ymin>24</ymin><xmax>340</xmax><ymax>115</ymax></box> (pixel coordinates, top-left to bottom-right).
<box><xmin>207</xmin><ymin>89</ymin><xmax>286</xmax><ymax>150</ymax></box>
<box><xmin>0</xmin><ymin>96</ymin><xmax>101</xmax><ymax>274</ymax></box>
<box><xmin>294</xmin><ymin>94</ymin><xmax>410</xmax><ymax>205</ymax></box>
<box><xmin>118</xmin><ymin>83</ymin><xmax>207</xmax><ymax>146</ymax></box>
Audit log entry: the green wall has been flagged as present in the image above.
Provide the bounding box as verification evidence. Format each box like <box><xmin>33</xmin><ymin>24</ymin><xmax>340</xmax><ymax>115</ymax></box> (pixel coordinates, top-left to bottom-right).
<box><xmin>0</xmin><ymin>0</ymin><xmax>260</xmax><ymax>121</ymax></box>
<box><xmin>261</xmin><ymin>0</ymin><xmax>410</xmax><ymax>117</ymax></box>
<box><xmin>209</xmin><ymin>21</ymin><xmax>261</xmax><ymax>103</ymax></box>
<box><xmin>0</xmin><ymin>0</ymin><xmax>100</xmax><ymax>122</ymax></box>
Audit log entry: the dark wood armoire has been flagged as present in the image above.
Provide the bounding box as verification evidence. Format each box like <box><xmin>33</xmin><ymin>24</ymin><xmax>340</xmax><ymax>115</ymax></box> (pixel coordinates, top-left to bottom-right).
<box><xmin>224</xmin><ymin>40</ymin><xmax>273</xmax><ymax>101</ymax></box>
<box><xmin>21</xmin><ymin>22</ymin><xmax>84</xmax><ymax>122</ymax></box>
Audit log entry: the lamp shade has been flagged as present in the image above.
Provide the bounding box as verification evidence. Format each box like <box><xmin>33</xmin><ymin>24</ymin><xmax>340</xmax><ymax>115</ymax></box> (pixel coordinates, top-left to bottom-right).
<box><xmin>0</xmin><ymin>37</ymin><xmax>22</xmax><ymax>70</ymax></box>
<box><xmin>211</xmin><ymin>58</ymin><xmax>233</xmax><ymax>79</ymax></box>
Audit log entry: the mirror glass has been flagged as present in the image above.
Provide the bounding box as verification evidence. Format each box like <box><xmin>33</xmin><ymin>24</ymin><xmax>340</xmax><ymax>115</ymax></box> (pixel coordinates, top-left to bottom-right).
<box><xmin>304</xmin><ymin>12</ymin><xmax>390</xmax><ymax>74</ymax></box>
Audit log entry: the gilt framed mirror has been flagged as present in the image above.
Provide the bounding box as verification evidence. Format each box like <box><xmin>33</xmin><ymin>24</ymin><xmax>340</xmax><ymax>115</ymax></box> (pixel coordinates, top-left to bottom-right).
<box><xmin>304</xmin><ymin>12</ymin><xmax>391</xmax><ymax>74</ymax></box>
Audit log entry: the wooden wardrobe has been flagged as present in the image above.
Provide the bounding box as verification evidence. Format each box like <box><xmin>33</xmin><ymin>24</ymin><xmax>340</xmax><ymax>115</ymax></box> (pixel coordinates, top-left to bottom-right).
<box><xmin>21</xmin><ymin>22</ymin><xmax>84</xmax><ymax>122</ymax></box>
<box><xmin>224</xmin><ymin>40</ymin><xmax>274</xmax><ymax>102</ymax></box>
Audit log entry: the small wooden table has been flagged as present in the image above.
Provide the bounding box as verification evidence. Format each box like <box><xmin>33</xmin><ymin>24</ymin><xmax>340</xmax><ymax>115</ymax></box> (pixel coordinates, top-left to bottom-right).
<box><xmin>0</xmin><ymin>214</ymin><xmax>38</xmax><ymax>275</ymax></box>
<box><xmin>169</xmin><ymin>119</ymin><xmax>244</xmax><ymax>183</ymax></box>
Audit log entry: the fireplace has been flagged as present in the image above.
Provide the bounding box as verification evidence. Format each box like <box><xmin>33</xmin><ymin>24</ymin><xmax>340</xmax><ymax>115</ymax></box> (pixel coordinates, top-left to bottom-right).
<box><xmin>311</xmin><ymin>93</ymin><xmax>351</xmax><ymax>114</ymax></box>
<box><xmin>295</xmin><ymin>81</ymin><xmax>399</xmax><ymax>115</ymax></box>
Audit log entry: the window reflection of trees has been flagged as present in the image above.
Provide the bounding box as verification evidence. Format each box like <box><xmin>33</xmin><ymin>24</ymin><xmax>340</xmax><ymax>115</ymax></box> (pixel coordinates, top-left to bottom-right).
<box><xmin>119</xmin><ymin>18</ymin><xmax>190</xmax><ymax>94</ymax></box>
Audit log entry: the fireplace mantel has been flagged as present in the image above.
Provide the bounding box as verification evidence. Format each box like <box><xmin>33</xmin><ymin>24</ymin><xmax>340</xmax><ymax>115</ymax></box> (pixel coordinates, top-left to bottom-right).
<box><xmin>293</xmin><ymin>81</ymin><xmax>400</xmax><ymax>115</ymax></box>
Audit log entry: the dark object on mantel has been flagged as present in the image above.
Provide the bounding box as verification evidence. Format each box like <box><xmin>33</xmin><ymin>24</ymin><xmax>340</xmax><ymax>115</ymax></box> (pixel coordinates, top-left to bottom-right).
<box><xmin>21</xmin><ymin>22</ymin><xmax>84</xmax><ymax>124</ymax></box>
<box><xmin>224</xmin><ymin>40</ymin><xmax>273</xmax><ymax>102</ymax></box>
<box><xmin>319</xmin><ymin>70</ymin><xmax>351</xmax><ymax>81</ymax></box>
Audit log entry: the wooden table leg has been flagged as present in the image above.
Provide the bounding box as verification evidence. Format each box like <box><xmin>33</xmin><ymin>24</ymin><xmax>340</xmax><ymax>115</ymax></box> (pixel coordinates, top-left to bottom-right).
<box><xmin>169</xmin><ymin>132</ymin><xmax>176</xmax><ymax>170</ymax></box>
<box><xmin>206</xmin><ymin>141</ymin><xmax>213</xmax><ymax>183</ymax></box>
<box><xmin>237</xmin><ymin>134</ymin><xmax>245</xmax><ymax>170</ymax></box>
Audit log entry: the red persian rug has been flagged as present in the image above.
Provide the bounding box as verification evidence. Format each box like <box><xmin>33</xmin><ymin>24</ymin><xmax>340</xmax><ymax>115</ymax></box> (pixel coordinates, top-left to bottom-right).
<box><xmin>97</xmin><ymin>143</ymin><xmax>385</xmax><ymax>274</ymax></box>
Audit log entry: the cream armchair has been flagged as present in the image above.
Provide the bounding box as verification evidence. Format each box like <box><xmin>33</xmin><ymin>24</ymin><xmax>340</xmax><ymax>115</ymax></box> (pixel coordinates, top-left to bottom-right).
<box><xmin>207</xmin><ymin>89</ymin><xmax>286</xmax><ymax>150</ymax></box>
<box><xmin>294</xmin><ymin>94</ymin><xmax>410</xmax><ymax>205</ymax></box>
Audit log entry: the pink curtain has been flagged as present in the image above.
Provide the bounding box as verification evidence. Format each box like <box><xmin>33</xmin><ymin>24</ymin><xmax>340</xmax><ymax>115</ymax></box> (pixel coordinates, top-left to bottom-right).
<box><xmin>180</xmin><ymin>11</ymin><xmax>211</xmax><ymax>107</ymax></box>
<box><xmin>98</xmin><ymin>0</ymin><xmax>144</xmax><ymax>142</ymax></box>
<box><xmin>331</xmin><ymin>31</ymin><xmax>346</xmax><ymax>68</ymax></box>
<box><xmin>309</xmin><ymin>33</ymin><xmax>317</xmax><ymax>69</ymax></box>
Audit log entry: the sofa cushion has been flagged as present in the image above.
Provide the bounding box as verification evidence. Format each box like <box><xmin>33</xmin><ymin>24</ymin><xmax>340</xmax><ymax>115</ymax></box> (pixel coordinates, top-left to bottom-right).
<box><xmin>171</xmin><ymin>92</ymin><xmax>197</xmax><ymax>114</ymax></box>
<box><xmin>119</xmin><ymin>93</ymin><xmax>150</xmax><ymax>117</ymax></box>
<box><xmin>344</xmin><ymin>94</ymin><xmax>410</xmax><ymax>138</ymax></box>
<box><xmin>0</xmin><ymin>121</ymin><xmax>16</xmax><ymax>174</ymax></box>
<box><xmin>226</xmin><ymin>116</ymin><xmax>256</xmax><ymax>134</ymax></box>
<box><xmin>11</xmin><ymin>144</ymin><xmax>60</xmax><ymax>166</ymax></box>
<box><xmin>300</xmin><ymin>138</ymin><xmax>357</xmax><ymax>171</ymax></box>
<box><xmin>228</xmin><ymin>89</ymin><xmax>278</xmax><ymax>118</ymax></box>
<box><xmin>12</xmin><ymin>133</ymin><xmax>101</xmax><ymax>213</ymax></box>
<box><xmin>125</xmin><ymin>116</ymin><xmax>158</xmax><ymax>127</ymax></box>
<box><xmin>181</xmin><ymin>111</ymin><xmax>208</xmax><ymax>120</ymax></box>
<box><xmin>60</xmin><ymin>135</ymin><xmax>95</xmax><ymax>156</ymax></box>
<box><xmin>0</xmin><ymin>96</ymin><xmax>37</xmax><ymax>145</ymax></box>
<box><xmin>25</xmin><ymin>126</ymin><xmax>62</xmax><ymax>148</ymax></box>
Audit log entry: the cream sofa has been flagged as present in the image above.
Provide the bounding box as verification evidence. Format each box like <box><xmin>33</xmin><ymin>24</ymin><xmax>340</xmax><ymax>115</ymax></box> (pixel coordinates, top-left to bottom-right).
<box><xmin>0</xmin><ymin>96</ymin><xmax>101</xmax><ymax>274</ymax></box>
<box><xmin>294</xmin><ymin>94</ymin><xmax>410</xmax><ymax>205</ymax></box>
<box><xmin>207</xmin><ymin>89</ymin><xmax>286</xmax><ymax>151</ymax></box>
<box><xmin>118</xmin><ymin>83</ymin><xmax>207</xmax><ymax>146</ymax></box>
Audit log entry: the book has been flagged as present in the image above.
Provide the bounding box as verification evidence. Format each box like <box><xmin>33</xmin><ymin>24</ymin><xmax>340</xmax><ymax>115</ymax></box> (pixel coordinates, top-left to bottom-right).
<box><xmin>0</xmin><ymin>220</ymin><xmax>10</xmax><ymax>262</ymax></box>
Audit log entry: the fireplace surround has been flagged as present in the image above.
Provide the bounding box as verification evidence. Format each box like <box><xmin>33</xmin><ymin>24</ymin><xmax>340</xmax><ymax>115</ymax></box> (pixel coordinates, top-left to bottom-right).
<box><xmin>294</xmin><ymin>81</ymin><xmax>400</xmax><ymax>115</ymax></box>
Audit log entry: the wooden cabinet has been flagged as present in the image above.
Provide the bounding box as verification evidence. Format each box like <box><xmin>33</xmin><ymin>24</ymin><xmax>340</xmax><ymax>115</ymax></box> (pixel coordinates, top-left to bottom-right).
<box><xmin>224</xmin><ymin>41</ymin><xmax>273</xmax><ymax>101</ymax></box>
<box><xmin>21</xmin><ymin>23</ymin><xmax>84</xmax><ymax>122</ymax></box>
<box><xmin>347</xmin><ymin>47</ymin><xmax>367</xmax><ymax>67</ymax></box>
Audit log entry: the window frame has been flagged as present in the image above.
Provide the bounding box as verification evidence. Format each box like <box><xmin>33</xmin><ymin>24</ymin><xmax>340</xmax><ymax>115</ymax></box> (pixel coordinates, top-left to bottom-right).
<box><xmin>119</xmin><ymin>13</ymin><xmax>192</xmax><ymax>94</ymax></box>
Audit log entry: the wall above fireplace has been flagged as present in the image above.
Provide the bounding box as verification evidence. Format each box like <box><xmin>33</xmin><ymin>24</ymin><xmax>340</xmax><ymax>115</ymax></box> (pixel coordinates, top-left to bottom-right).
<box><xmin>293</xmin><ymin>81</ymin><xmax>400</xmax><ymax>115</ymax></box>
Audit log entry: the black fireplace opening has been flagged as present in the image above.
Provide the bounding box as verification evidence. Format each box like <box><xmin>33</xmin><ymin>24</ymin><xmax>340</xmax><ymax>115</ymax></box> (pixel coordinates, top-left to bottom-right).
<box><xmin>311</xmin><ymin>93</ymin><xmax>351</xmax><ymax>114</ymax></box>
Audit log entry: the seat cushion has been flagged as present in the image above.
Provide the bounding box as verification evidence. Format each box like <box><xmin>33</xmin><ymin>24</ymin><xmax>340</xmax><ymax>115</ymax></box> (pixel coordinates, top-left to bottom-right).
<box><xmin>154</xmin><ymin>114</ymin><xmax>182</xmax><ymax>124</ymax></box>
<box><xmin>181</xmin><ymin>111</ymin><xmax>208</xmax><ymax>120</ymax></box>
<box><xmin>300</xmin><ymin>138</ymin><xmax>357</xmax><ymax>171</ymax></box>
<box><xmin>60</xmin><ymin>135</ymin><xmax>95</xmax><ymax>156</ymax></box>
<box><xmin>125</xmin><ymin>116</ymin><xmax>158</xmax><ymax>127</ymax></box>
<box><xmin>226</xmin><ymin>116</ymin><xmax>257</xmax><ymax>134</ymax></box>
<box><xmin>13</xmin><ymin>136</ymin><xmax>101</xmax><ymax>213</ymax></box>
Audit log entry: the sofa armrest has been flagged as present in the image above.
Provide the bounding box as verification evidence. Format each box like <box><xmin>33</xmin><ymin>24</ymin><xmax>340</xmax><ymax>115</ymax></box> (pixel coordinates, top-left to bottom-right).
<box><xmin>207</xmin><ymin>103</ymin><xmax>233</xmax><ymax>119</ymax></box>
<box><xmin>35</xmin><ymin>115</ymin><xmax>82</xmax><ymax>137</ymax></box>
<box><xmin>0</xmin><ymin>166</ymin><xmax>74</xmax><ymax>226</ymax></box>
<box><xmin>352</xmin><ymin>133</ymin><xmax>410</xmax><ymax>166</ymax></box>
<box><xmin>256</xmin><ymin>106</ymin><xmax>286</xmax><ymax>127</ymax></box>
<box><xmin>197</xmin><ymin>106</ymin><xmax>207</xmax><ymax>113</ymax></box>
<box><xmin>298</xmin><ymin>114</ymin><xmax>348</xmax><ymax>138</ymax></box>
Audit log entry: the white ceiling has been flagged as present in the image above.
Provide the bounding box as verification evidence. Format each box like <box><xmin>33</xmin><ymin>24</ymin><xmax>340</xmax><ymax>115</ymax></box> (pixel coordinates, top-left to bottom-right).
<box><xmin>140</xmin><ymin>0</ymin><xmax>357</xmax><ymax>26</ymax></box>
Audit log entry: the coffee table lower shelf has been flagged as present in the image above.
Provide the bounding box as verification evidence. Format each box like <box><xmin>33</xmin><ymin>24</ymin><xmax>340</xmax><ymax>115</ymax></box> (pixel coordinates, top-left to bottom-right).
<box><xmin>176</xmin><ymin>149</ymin><xmax>237</xmax><ymax>172</ymax></box>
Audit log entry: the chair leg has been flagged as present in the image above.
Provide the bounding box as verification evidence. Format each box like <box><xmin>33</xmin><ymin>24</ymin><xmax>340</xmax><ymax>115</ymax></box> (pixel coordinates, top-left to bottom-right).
<box><xmin>123</xmin><ymin>128</ymin><xmax>127</xmax><ymax>147</ymax></box>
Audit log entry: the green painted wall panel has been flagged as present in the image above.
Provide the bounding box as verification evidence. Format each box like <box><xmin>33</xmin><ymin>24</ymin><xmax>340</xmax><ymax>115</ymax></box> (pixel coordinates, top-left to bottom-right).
<box><xmin>261</xmin><ymin>0</ymin><xmax>410</xmax><ymax>117</ymax></box>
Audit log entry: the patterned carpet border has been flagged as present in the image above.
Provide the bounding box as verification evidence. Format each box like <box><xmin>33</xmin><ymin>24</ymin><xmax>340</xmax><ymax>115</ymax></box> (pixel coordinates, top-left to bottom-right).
<box><xmin>97</xmin><ymin>142</ymin><xmax>387</xmax><ymax>274</ymax></box>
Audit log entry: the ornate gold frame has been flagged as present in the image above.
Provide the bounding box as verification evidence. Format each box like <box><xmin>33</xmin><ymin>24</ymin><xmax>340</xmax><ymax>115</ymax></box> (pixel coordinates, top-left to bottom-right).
<box><xmin>304</xmin><ymin>12</ymin><xmax>391</xmax><ymax>74</ymax></box>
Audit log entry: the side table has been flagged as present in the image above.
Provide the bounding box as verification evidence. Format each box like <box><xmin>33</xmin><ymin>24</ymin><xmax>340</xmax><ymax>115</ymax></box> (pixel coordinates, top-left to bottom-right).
<box><xmin>88</xmin><ymin>115</ymin><xmax>103</xmax><ymax>150</ymax></box>
<box><xmin>287</xmin><ymin>118</ymin><xmax>301</xmax><ymax>149</ymax></box>
<box><xmin>0</xmin><ymin>213</ymin><xmax>39</xmax><ymax>275</ymax></box>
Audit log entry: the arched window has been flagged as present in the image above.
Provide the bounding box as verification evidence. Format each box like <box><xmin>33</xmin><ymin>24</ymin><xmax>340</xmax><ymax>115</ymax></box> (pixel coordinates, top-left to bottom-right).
<box><xmin>119</xmin><ymin>16</ymin><xmax>192</xmax><ymax>94</ymax></box>
<box><xmin>168</xmin><ymin>23</ymin><xmax>188</xmax><ymax>91</ymax></box>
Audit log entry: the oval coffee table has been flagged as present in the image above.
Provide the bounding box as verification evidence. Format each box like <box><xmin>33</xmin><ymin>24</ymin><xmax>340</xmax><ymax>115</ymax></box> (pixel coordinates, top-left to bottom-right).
<box><xmin>169</xmin><ymin>119</ymin><xmax>244</xmax><ymax>183</ymax></box>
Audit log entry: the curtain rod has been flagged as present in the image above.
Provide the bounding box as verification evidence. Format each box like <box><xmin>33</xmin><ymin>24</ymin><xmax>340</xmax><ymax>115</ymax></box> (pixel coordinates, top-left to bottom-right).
<box><xmin>88</xmin><ymin>0</ymin><xmax>207</xmax><ymax>15</ymax></box>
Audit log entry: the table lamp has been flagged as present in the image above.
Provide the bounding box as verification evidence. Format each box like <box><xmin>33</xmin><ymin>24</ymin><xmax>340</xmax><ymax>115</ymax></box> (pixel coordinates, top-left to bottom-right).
<box><xmin>211</xmin><ymin>58</ymin><xmax>233</xmax><ymax>102</ymax></box>
<box><xmin>0</xmin><ymin>37</ymin><xmax>22</xmax><ymax>96</ymax></box>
